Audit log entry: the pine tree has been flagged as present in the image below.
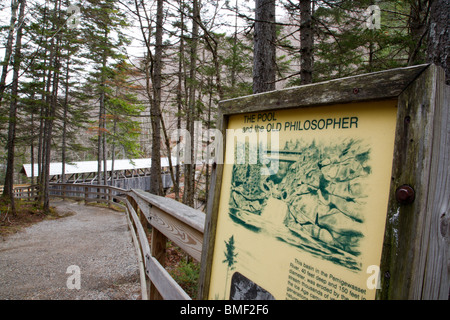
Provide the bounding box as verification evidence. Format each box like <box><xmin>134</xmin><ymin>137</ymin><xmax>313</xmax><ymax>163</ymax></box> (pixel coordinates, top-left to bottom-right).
<box><xmin>105</xmin><ymin>60</ymin><xmax>144</xmax><ymax>183</ymax></box>
<box><xmin>253</xmin><ymin>0</ymin><xmax>276</xmax><ymax>93</ymax></box>
<box><xmin>183</xmin><ymin>0</ymin><xmax>201</xmax><ymax>206</ymax></box>
<box><xmin>2</xmin><ymin>0</ymin><xmax>26</xmax><ymax>215</ymax></box>
<box><xmin>149</xmin><ymin>0</ymin><xmax>164</xmax><ymax>196</ymax></box>
<box><xmin>81</xmin><ymin>0</ymin><xmax>130</xmax><ymax>186</ymax></box>
<box><xmin>0</xmin><ymin>0</ymin><xmax>20</xmax><ymax>105</ymax></box>
<box><xmin>223</xmin><ymin>235</ymin><xmax>238</xmax><ymax>299</ymax></box>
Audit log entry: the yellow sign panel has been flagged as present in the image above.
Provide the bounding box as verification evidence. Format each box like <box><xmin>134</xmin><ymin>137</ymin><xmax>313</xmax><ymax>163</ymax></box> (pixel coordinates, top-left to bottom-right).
<box><xmin>208</xmin><ymin>100</ymin><xmax>398</xmax><ymax>300</ymax></box>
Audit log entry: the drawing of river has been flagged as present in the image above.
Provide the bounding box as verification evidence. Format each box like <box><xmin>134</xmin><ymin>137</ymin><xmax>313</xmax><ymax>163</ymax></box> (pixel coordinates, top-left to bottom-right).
<box><xmin>228</xmin><ymin>138</ymin><xmax>372</xmax><ymax>271</ymax></box>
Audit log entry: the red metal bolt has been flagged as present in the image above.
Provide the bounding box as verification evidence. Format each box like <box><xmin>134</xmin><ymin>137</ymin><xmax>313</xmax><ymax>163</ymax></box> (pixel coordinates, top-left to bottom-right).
<box><xmin>396</xmin><ymin>185</ymin><xmax>415</xmax><ymax>204</ymax></box>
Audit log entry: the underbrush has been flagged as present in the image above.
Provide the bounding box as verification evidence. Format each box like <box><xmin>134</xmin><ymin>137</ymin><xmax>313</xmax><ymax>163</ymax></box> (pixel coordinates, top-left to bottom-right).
<box><xmin>145</xmin><ymin>228</ymin><xmax>200</xmax><ymax>299</ymax></box>
<box><xmin>0</xmin><ymin>198</ymin><xmax>60</xmax><ymax>238</ymax></box>
<box><xmin>166</xmin><ymin>242</ymin><xmax>200</xmax><ymax>298</ymax></box>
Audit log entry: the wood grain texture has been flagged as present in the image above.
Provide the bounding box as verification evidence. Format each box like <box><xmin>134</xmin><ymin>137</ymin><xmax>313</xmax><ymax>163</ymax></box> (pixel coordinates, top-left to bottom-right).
<box><xmin>131</xmin><ymin>189</ymin><xmax>205</xmax><ymax>233</ymax></box>
<box><xmin>128</xmin><ymin>190</ymin><xmax>205</xmax><ymax>262</ymax></box>
<box><xmin>220</xmin><ymin>64</ymin><xmax>428</xmax><ymax>115</ymax></box>
<box><xmin>150</xmin><ymin>205</ymin><xmax>203</xmax><ymax>262</ymax></box>
<box><xmin>377</xmin><ymin>65</ymin><xmax>449</xmax><ymax>300</ymax></box>
<box><xmin>198</xmin><ymin>113</ymin><xmax>227</xmax><ymax>299</ymax></box>
<box><xmin>125</xmin><ymin>210</ymin><xmax>149</xmax><ymax>300</ymax></box>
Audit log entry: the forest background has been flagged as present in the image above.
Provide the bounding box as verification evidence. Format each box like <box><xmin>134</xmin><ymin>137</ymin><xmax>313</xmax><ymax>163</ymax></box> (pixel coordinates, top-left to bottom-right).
<box><xmin>0</xmin><ymin>0</ymin><xmax>448</xmax><ymax>214</ymax></box>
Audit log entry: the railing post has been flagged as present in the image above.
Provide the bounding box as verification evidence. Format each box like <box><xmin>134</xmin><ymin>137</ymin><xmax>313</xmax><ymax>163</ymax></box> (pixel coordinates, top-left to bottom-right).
<box><xmin>150</xmin><ymin>215</ymin><xmax>167</xmax><ymax>300</ymax></box>
<box><xmin>32</xmin><ymin>185</ymin><xmax>37</xmax><ymax>201</ymax></box>
<box><xmin>84</xmin><ymin>186</ymin><xmax>89</xmax><ymax>205</ymax></box>
<box><xmin>108</xmin><ymin>187</ymin><xmax>112</xmax><ymax>208</ymax></box>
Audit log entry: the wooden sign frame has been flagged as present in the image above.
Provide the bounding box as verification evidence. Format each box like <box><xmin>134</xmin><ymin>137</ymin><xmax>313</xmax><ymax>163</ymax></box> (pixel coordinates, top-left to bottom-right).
<box><xmin>198</xmin><ymin>64</ymin><xmax>449</xmax><ymax>300</ymax></box>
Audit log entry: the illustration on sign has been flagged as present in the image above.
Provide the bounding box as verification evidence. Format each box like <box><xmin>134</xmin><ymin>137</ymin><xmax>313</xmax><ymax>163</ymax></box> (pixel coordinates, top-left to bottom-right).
<box><xmin>228</xmin><ymin>138</ymin><xmax>371</xmax><ymax>271</ymax></box>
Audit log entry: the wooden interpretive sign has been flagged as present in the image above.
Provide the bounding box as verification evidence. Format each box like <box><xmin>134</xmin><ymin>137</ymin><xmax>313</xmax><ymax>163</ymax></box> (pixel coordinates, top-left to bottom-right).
<box><xmin>198</xmin><ymin>64</ymin><xmax>449</xmax><ymax>300</ymax></box>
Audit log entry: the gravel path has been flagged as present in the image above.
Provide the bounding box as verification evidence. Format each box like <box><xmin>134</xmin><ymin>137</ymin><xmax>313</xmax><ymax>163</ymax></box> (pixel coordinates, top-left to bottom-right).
<box><xmin>0</xmin><ymin>199</ymin><xmax>141</xmax><ymax>300</ymax></box>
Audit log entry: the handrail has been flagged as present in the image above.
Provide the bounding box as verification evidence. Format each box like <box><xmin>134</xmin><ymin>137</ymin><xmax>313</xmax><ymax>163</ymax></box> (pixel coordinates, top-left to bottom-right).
<box><xmin>12</xmin><ymin>183</ymin><xmax>205</xmax><ymax>300</ymax></box>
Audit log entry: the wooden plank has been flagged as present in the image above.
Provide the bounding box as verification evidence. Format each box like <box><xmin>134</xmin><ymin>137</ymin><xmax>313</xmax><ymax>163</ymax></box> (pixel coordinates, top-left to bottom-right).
<box><xmin>150</xmin><ymin>205</ymin><xmax>203</xmax><ymax>262</ymax></box>
<box><xmin>198</xmin><ymin>113</ymin><xmax>227</xmax><ymax>299</ymax></box>
<box><xmin>220</xmin><ymin>64</ymin><xmax>428</xmax><ymax>115</ymax></box>
<box><xmin>144</xmin><ymin>253</ymin><xmax>191</xmax><ymax>300</ymax></box>
<box><xmin>417</xmin><ymin>76</ymin><xmax>449</xmax><ymax>300</ymax></box>
<box><xmin>128</xmin><ymin>191</ymin><xmax>204</xmax><ymax>262</ymax></box>
<box><xmin>126</xmin><ymin>200</ymin><xmax>151</xmax><ymax>258</ymax></box>
<box><xmin>131</xmin><ymin>189</ymin><xmax>205</xmax><ymax>233</ymax></box>
<box><xmin>377</xmin><ymin>64</ymin><xmax>449</xmax><ymax>299</ymax></box>
<box><xmin>48</xmin><ymin>183</ymin><xmax>128</xmax><ymax>195</ymax></box>
<box><xmin>125</xmin><ymin>211</ymin><xmax>149</xmax><ymax>300</ymax></box>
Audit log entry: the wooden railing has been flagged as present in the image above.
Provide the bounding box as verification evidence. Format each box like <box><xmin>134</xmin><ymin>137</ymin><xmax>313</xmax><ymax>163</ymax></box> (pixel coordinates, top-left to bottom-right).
<box><xmin>12</xmin><ymin>183</ymin><xmax>205</xmax><ymax>300</ymax></box>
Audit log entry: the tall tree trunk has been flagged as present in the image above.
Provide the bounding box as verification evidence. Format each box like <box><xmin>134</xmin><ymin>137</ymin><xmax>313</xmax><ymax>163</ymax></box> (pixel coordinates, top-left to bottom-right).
<box><xmin>102</xmin><ymin>103</ymin><xmax>107</xmax><ymax>186</ymax></box>
<box><xmin>407</xmin><ymin>0</ymin><xmax>431</xmax><ymax>66</ymax></box>
<box><xmin>184</xmin><ymin>0</ymin><xmax>200</xmax><ymax>206</ymax></box>
<box><xmin>43</xmin><ymin>55</ymin><xmax>60</xmax><ymax>212</ymax></box>
<box><xmin>42</xmin><ymin>0</ymin><xmax>63</xmax><ymax>213</ymax></box>
<box><xmin>61</xmin><ymin>57</ymin><xmax>70</xmax><ymax>183</ymax></box>
<box><xmin>98</xmin><ymin>29</ymin><xmax>108</xmax><ymax>186</ymax></box>
<box><xmin>253</xmin><ymin>0</ymin><xmax>276</xmax><ymax>93</ymax></box>
<box><xmin>111</xmin><ymin>115</ymin><xmax>117</xmax><ymax>185</ymax></box>
<box><xmin>205</xmin><ymin>77</ymin><xmax>213</xmax><ymax>208</ymax></box>
<box><xmin>174</xmin><ymin>0</ymin><xmax>185</xmax><ymax>202</ymax></box>
<box><xmin>3</xmin><ymin>0</ymin><xmax>26</xmax><ymax>216</ymax></box>
<box><xmin>37</xmin><ymin>79</ymin><xmax>45</xmax><ymax>198</ymax></box>
<box><xmin>231</xmin><ymin>0</ymin><xmax>238</xmax><ymax>89</ymax></box>
<box><xmin>30</xmin><ymin>110</ymin><xmax>35</xmax><ymax>186</ymax></box>
<box><xmin>300</xmin><ymin>0</ymin><xmax>313</xmax><ymax>84</ymax></box>
<box><xmin>37</xmin><ymin>3</ymin><xmax>49</xmax><ymax>205</ymax></box>
<box><xmin>0</xmin><ymin>0</ymin><xmax>19</xmax><ymax>105</ymax></box>
<box><xmin>427</xmin><ymin>0</ymin><xmax>449</xmax><ymax>84</ymax></box>
<box><xmin>149</xmin><ymin>0</ymin><xmax>164</xmax><ymax>196</ymax></box>
<box><xmin>39</xmin><ymin>2</ymin><xmax>57</xmax><ymax>206</ymax></box>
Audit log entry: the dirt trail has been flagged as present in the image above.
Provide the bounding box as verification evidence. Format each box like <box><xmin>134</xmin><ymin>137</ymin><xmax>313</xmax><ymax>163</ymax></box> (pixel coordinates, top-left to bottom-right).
<box><xmin>0</xmin><ymin>199</ymin><xmax>140</xmax><ymax>300</ymax></box>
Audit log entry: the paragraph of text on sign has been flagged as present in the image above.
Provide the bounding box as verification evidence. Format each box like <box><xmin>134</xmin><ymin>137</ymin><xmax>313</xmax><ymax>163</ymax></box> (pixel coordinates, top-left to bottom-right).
<box><xmin>285</xmin><ymin>258</ymin><xmax>368</xmax><ymax>300</ymax></box>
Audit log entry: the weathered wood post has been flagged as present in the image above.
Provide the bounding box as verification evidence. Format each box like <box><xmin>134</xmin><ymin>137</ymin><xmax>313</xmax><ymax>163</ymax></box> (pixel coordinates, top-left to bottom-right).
<box><xmin>62</xmin><ymin>184</ymin><xmax>66</xmax><ymax>201</ymax></box>
<box><xmin>107</xmin><ymin>187</ymin><xmax>112</xmax><ymax>208</ymax></box>
<box><xmin>149</xmin><ymin>209</ymin><xmax>167</xmax><ymax>300</ymax></box>
<box><xmin>377</xmin><ymin>65</ymin><xmax>449</xmax><ymax>299</ymax></box>
<box><xmin>84</xmin><ymin>186</ymin><xmax>89</xmax><ymax>205</ymax></box>
<box><xmin>199</xmin><ymin>64</ymin><xmax>449</xmax><ymax>300</ymax></box>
